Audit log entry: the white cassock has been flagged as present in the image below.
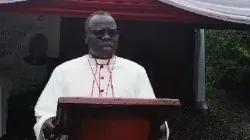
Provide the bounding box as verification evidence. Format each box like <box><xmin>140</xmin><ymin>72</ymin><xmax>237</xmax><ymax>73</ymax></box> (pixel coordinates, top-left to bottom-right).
<box><xmin>34</xmin><ymin>54</ymin><xmax>169</xmax><ymax>140</ymax></box>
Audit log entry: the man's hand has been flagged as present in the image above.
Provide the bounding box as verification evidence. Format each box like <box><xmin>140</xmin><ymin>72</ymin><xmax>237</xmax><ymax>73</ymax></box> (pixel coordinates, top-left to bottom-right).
<box><xmin>42</xmin><ymin>117</ymin><xmax>56</xmax><ymax>139</ymax></box>
<box><xmin>159</xmin><ymin>123</ymin><xmax>167</xmax><ymax>140</ymax></box>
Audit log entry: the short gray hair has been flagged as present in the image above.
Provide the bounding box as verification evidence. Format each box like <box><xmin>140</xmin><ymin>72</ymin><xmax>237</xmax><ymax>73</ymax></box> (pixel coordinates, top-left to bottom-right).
<box><xmin>85</xmin><ymin>11</ymin><xmax>112</xmax><ymax>32</ymax></box>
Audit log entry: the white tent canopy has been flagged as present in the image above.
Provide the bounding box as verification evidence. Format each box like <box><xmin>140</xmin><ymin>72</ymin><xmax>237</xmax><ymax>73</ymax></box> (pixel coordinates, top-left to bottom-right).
<box><xmin>0</xmin><ymin>0</ymin><xmax>26</xmax><ymax>4</ymax></box>
<box><xmin>159</xmin><ymin>0</ymin><xmax>250</xmax><ymax>25</ymax></box>
<box><xmin>2</xmin><ymin>0</ymin><xmax>250</xmax><ymax>25</ymax></box>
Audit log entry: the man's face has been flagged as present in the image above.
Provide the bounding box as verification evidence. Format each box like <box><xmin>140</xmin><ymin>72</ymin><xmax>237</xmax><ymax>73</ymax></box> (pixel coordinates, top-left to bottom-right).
<box><xmin>86</xmin><ymin>14</ymin><xmax>119</xmax><ymax>59</ymax></box>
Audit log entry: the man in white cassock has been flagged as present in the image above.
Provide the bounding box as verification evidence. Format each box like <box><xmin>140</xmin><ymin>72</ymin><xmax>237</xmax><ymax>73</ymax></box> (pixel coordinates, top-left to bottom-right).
<box><xmin>33</xmin><ymin>11</ymin><xmax>169</xmax><ymax>140</ymax></box>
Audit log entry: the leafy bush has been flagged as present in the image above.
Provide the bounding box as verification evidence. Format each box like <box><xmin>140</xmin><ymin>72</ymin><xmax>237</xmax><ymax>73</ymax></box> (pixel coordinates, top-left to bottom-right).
<box><xmin>205</xmin><ymin>30</ymin><xmax>250</xmax><ymax>92</ymax></box>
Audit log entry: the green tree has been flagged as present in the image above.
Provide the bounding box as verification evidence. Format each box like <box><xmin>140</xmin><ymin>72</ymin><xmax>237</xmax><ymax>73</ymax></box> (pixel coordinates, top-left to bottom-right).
<box><xmin>205</xmin><ymin>30</ymin><xmax>250</xmax><ymax>94</ymax></box>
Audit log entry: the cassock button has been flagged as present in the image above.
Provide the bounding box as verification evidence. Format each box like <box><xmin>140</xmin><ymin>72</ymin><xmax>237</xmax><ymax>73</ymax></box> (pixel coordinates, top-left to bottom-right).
<box><xmin>100</xmin><ymin>65</ymin><xmax>104</xmax><ymax>68</ymax></box>
<box><xmin>101</xmin><ymin>77</ymin><xmax>104</xmax><ymax>79</ymax></box>
<box><xmin>101</xmin><ymin>89</ymin><xmax>104</xmax><ymax>92</ymax></box>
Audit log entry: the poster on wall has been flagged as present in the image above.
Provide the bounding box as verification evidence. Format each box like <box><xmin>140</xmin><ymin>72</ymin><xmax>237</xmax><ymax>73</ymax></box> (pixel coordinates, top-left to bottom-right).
<box><xmin>0</xmin><ymin>12</ymin><xmax>61</xmax><ymax>93</ymax></box>
<box><xmin>0</xmin><ymin>12</ymin><xmax>61</xmax><ymax>136</ymax></box>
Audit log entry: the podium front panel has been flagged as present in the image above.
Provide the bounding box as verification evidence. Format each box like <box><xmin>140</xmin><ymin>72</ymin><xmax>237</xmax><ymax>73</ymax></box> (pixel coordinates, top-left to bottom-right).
<box><xmin>75</xmin><ymin>118</ymin><xmax>149</xmax><ymax>140</ymax></box>
<box><xmin>56</xmin><ymin>98</ymin><xmax>181</xmax><ymax>140</ymax></box>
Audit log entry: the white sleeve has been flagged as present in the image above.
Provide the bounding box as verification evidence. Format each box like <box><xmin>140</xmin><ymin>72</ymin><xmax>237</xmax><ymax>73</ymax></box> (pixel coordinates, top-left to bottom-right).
<box><xmin>33</xmin><ymin>67</ymin><xmax>65</xmax><ymax>140</ymax></box>
<box><xmin>134</xmin><ymin>68</ymin><xmax>170</xmax><ymax>140</ymax></box>
<box><xmin>134</xmin><ymin>68</ymin><xmax>156</xmax><ymax>99</ymax></box>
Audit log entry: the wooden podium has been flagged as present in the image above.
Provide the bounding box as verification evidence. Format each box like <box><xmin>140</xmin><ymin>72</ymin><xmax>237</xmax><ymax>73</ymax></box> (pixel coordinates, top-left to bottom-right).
<box><xmin>55</xmin><ymin>98</ymin><xmax>181</xmax><ymax>140</ymax></box>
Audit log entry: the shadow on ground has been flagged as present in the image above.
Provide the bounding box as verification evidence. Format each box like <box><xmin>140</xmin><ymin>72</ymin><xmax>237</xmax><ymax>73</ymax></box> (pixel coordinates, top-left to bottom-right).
<box><xmin>168</xmin><ymin>90</ymin><xmax>250</xmax><ymax>140</ymax></box>
<box><xmin>168</xmin><ymin>109</ymin><xmax>237</xmax><ymax>140</ymax></box>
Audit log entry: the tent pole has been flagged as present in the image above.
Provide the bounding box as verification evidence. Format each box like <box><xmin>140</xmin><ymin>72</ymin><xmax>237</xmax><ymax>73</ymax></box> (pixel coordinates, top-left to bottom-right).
<box><xmin>194</xmin><ymin>29</ymin><xmax>208</xmax><ymax>110</ymax></box>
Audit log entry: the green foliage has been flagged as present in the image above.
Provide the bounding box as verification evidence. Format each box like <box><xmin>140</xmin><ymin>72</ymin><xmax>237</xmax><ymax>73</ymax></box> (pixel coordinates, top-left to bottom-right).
<box><xmin>205</xmin><ymin>30</ymin><xmax>250</xmax><ymax>93</ymax></box>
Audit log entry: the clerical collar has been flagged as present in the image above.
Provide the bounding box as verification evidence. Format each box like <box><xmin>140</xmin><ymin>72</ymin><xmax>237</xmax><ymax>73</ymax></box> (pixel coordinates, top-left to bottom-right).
<box><xmin>87</xmin><ymin>54</ymin><xmax>116</xmax><ymax>65</ymax></box>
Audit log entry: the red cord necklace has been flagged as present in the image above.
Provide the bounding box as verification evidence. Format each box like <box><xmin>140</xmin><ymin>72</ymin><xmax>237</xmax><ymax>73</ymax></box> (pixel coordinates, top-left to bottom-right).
<box><xmin>88</xmin><ymin>55</ymin><xmax>116</xmax><ymax>98</ymax></box>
